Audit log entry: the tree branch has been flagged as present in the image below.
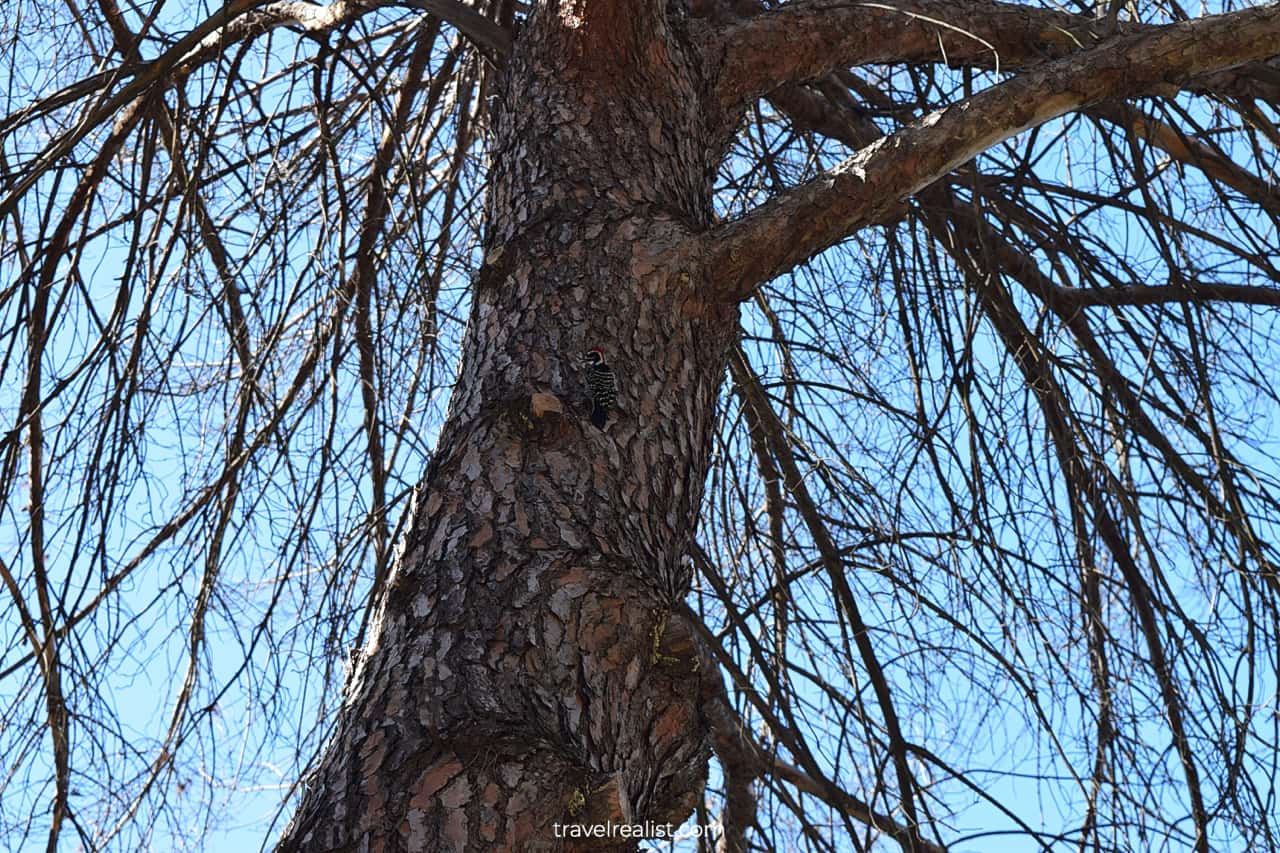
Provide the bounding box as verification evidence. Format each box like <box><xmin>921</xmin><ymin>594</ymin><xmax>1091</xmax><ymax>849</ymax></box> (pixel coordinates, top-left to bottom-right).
<box><xmin>685</xmin><ymin>594</ymin><xmax>948</xmax><ymax>853</ymax></box>
<box><xmin>771</xmin><ymin>82</ymin><xmax>1280</xmax><ymax>304</ymax></box>
<box><xmin>404</xmin><ymin>0</ymin><xmax>512</xmax><ymax>57</ymax></box>
<box><xmin>763</xmin><ymin>72</ymin><xmax>1280</xmax><ymax>581</ymax></box>
<box><xmin>1085</xmin><ymin>101</ymin><xmax>1280</xmax><ymax>218</ymax></box>
<box><xmin>729</xmin><ymin>348</ymin><xmax>930</xmax><ymax>853</ymax></box>
<box><xmin>713</xmin><ymin>0</ymin><xmax>1094</xmax><ymax>111</ymax></box>
<box><xmin>1054</xmin><ymin>281</ymin><xmax>1280</xmax><ymax>309</ymax></box>
<box><xmin>712</xmin><ymin>0</ymin><xmax>1280</xmax><ymax>114</ymax></box>
<box><xmin>0</xmin><ymin>0</ymin><xmax>511</xmax><ymax>222</ymax></box>
<box><xmin>704</xmin><ymin>2</ymin><xmax>1280</xmax><ymax>302</ymax></box>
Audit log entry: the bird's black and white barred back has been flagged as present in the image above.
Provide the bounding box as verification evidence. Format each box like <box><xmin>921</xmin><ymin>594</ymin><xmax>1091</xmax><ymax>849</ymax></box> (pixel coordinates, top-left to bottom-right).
<box><xmin>583</xmin><ymin>347</ymin><xmax>617</xmax><ymax>429</ymax></box>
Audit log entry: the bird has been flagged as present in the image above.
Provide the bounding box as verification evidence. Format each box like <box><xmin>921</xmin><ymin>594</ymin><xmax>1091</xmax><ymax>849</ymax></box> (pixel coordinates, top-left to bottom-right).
<box><xmin>583</xmin><ymin>347</ymin><xmax>617</xmax><ymax>429</ymax></box>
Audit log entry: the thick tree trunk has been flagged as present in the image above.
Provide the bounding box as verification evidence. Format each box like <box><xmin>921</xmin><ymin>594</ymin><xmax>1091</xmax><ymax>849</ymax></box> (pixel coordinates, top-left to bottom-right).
<box><xmin>277</xmin><ymin>2</ymin><xmax>737</xmax><ymax>850</ymax></box>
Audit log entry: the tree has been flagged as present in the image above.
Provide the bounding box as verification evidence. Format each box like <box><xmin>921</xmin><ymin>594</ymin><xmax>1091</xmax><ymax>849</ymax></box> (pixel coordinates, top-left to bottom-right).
<box><xmin>4</xmin><ymin>0</ymin><xmax>1280</xmax><ymax>850</ymax></box>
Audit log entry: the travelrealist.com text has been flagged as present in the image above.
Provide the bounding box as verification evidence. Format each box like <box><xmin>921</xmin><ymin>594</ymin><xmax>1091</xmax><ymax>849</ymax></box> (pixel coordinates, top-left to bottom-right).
<box><xmin>552</xmin><ymin>821</ymin><xmax>710</xmax><ymax>839</ymax></box>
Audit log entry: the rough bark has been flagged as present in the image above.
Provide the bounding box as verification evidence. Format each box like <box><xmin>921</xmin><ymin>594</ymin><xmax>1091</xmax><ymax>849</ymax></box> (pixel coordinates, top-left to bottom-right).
<box><xmin>276</xmin><ymin>2</ymin><xmax>736</xmax><ymax>850</ymax></box>
<box><xmin>713</xmin><ymin>0</ymin><xmax>1097</xmax><ymax>111</ymax></box>
<box><xmin>712</xmin><ymin>0</ymin><xmax>1280</xmax><ymax>112</ymax></box>
<box><xmin>272</xmin><ymin>1</ymin><xmax>1280</xmax><ymax>850</ymax></box>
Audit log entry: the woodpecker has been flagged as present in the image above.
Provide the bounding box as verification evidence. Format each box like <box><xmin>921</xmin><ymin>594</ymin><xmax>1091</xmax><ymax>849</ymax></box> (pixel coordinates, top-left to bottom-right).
<box><xmin>583</xmin><ymin>347</ymin><xmax>617</xmax><ymax>429</ymax></box>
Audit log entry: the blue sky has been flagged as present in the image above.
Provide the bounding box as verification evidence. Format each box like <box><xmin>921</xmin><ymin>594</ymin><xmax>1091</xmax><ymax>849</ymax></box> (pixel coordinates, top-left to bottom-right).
<box><xmin>3</xmin><ymin>2</ymin><xmax>1280</xmax><ymax>851</ymax></box>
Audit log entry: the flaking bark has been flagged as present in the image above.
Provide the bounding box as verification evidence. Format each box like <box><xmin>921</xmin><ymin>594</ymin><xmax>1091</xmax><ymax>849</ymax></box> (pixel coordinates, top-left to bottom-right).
<box><xmin>277</xmin><ymin>2</ymin><xmax>735</xmax><ymax>850</ymax></box>
<box><xmin>275</xmin><ymin>1</ymin><xmax>1280</xmax><ymax>850</ymax></box>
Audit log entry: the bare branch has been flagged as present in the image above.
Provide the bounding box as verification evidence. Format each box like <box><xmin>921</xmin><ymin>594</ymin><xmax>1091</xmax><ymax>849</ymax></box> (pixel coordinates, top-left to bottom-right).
<box><xmin>0</xmin><ymin>0</ymin><xmax>511</xmax><ymax>222</ymax></box>
<box><xmin>769</xmin><ymin>82</ymin><xmax>1280</xmax><ymax>310</ymax></box>
<box><xmin>1056</xmin><ymin>281</ymin><xmax>1280</xmax><ymax>308</ymax></box>
<box><xmin>1086</xmin><ymin>101</ymin><xmax>1280</xmax><ymax>217</ymax></box>
<box><xmin>730</xmin><ymin>348</ymin><xmax>929</xmax><ymax>853</ymax></box>
<box><xmin>705</xmin><ymin>2</ymin><xmax>1280</xmax><ymax>301</ymax></box>
<box><xmin>178</xmin><ymin>0</ymin><xmax>510</xmax><ymax>65</ymax></box>
<box><xmin>712</xmin><ymin>0</ymin><xmax>1093</xmax><ymax>112</ymax></box>
<box><xmin>686</xmin><ymin>594</ymin><xmax>949</xmax><ymax>853</ymax></box>
<box><xmin>711</xmin><ymin>0</ymin><xmax>1280</xmax><ymax>114</ymax></box>
<box><xmin>402</xmin><ymin>0</ymin><xmax>512</xmax><ymax>57</ymax></box>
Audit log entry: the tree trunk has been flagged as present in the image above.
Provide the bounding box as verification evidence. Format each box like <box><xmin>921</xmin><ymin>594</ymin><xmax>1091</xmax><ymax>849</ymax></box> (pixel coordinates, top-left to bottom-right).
<box><xmin>277</xmin><ymin>2</ymin><xmax>737</xmax><ymax>849</ymax></box>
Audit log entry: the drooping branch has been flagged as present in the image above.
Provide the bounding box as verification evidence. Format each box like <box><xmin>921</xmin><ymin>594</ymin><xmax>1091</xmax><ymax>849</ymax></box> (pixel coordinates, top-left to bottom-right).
<box><xmin>769</xmin><ymin>78</ymin><xmax>1280</xmax><ymax>309</ymax></box>
<box><xmin>923</xmin><ymin>190</ymin><xmax>1280</xmax><ymax>588</ymax></box>
<box><xmin>0</xmin><ymin>0</ymin><xmax>511</xmax><ymax>221</ymax></box>
<box><xmin>761</xmin><ymin>65</ymin><xmax>1280</xmax><ymax>586</ymax></box>
<box><xmin>703</xmin><ymin>2</ymin><xmax>1280</xmax><ymax>302</ymax></box>
<box><xmin>729</xmin><ymin>348</ymin><xmax>930</xmax><ymax>853</ymax></box>
<box><xmin>1085</xmin><ymin>101</ymin><xmax>1280</xmax><ymax>217</ymax></box>
<box><xmin>936</xmin><ymin>218</ymin><xmax>1215</xmax><ymax>851</ymax></box>
<box><xmin>687</xmin><ymin>566</ymin><xmax>951</xmax><ymax>853</ymax></box>
<box><xmin>1</xmin><ymin>0</ymin><xmax>331</xmax><ymax>219</ymax></box>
